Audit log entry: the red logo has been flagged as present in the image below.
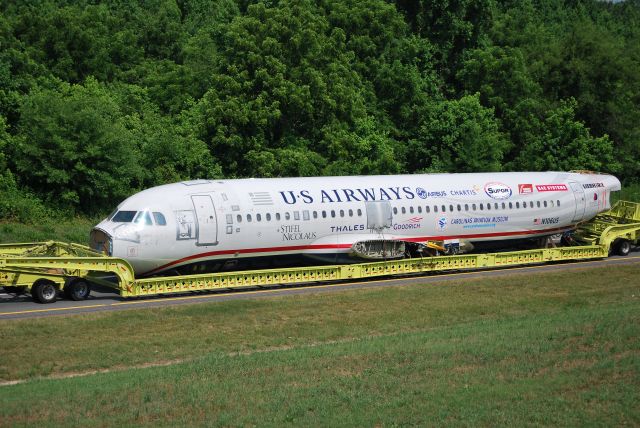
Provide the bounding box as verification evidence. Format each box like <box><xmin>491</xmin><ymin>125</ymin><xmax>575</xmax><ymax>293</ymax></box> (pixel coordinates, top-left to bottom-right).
<box><xmin>518</xmin><ymin>184</ymin><xmax>533</xmax><ymax>194</ymax></box>
<box><xmin>536</xmin><ymin>184</ymin><xmax>568</xmax><ymax>192</ymax></box>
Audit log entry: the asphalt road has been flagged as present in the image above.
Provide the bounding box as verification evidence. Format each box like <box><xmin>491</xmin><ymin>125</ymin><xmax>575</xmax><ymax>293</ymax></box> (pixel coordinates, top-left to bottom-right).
<box><xmin>2</xmin><ymin>254</ymin><xmax>639</xmax><ymax>320</ymax></box>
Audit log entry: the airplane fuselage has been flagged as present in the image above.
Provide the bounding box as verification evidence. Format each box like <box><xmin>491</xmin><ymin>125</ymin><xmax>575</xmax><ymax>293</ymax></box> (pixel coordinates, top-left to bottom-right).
<box><xmin>90</xmin><ymin>172</ymin><xmax>621</xmax><ymax>276</ymax></box>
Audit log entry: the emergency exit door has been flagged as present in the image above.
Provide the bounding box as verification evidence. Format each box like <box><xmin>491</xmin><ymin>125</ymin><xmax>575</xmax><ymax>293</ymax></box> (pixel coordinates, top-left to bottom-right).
<box><xmin>191</xmin><ymin>195</ymin><xmax>218</xmax><ymax>245</ymax></box>
<box><xmin>569</xmin><ymin>182</ymin><xmax>586</xmax><ymax>222</ymax></box>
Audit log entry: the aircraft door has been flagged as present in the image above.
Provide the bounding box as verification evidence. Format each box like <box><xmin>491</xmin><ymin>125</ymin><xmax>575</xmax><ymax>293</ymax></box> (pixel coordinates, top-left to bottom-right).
<box><xmin>569</xmin><ymin>182</ymin><xmax>586</xmax><ymax>222</ymax></box>
<box><xmin>365</xmin><ymin>200</ymin><xmax>392</xmax><ymax>231</ymax></box>
<box><xmin>191</xmin><ymin>195</ymin><xmax>218</xmax><ymax>245</ymax></box>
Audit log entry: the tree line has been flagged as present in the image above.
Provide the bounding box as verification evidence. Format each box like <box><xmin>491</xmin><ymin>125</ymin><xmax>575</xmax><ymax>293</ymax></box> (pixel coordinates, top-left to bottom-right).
<box><xmin>1</xmin><ymin>0</ymin><xmax>639</xmax><ymax>220</ymax></box>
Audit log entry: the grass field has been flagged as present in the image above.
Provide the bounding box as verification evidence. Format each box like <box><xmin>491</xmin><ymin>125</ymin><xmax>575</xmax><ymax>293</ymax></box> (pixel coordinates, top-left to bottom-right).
<box><xmin>0</xmin><ymin>216</ymin><xmax>98</xmax><ymax>245</ymax></box>
<box><xmin>1</xmin><ymin>264</ymin><xmax>639</xmax><ymax>426</ymax></box>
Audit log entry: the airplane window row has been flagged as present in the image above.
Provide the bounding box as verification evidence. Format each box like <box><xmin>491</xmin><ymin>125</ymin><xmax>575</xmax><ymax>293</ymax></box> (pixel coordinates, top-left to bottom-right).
<box><xmin>392</xmin><ymin>200</ymin><xmax>561</xmax><ymax>215</ymax></box>
<box><xmin>232</xmin><ymin>199</ymin><xmax>562</xmax><ymax>225</ymax></box>
<box><xmin>235</xmin><ymin>208</ymin><xmax>365</xmax><ymax>224</ymax></box>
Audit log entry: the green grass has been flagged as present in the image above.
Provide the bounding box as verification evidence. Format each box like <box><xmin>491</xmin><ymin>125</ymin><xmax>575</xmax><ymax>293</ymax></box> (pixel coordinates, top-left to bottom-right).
<box><xmin>1</xmin><ymin>264</ymin><xmax>639</xmax><ymax>426</ymax></box>
<box><xmin>613</xmin><ymin>183</ymin><xmax>640</xmax><ymax>203</ymax></box>
<box><xmin>0</xmin><ymin>216</ymin><xmax>99</xmax><ymax>244</ymax></box>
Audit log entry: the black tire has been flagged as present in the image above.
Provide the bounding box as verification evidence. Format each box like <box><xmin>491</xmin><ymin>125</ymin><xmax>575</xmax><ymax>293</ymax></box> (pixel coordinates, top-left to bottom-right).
<box><xmin>64</xmin><ymin>278</ymin><xmax>91</xmax><ymax>301</ymax></box>
<box><xmin>615</xmin><ymin>239</ymin><xmax>631</xmax><ymax>256</ymax></box>
<box><xmin>31</xmin><ymin>280</ymin><xmax>58</xmax><ymax>304</ymax></box>
<box><xmin>3</xmin><ymin>286</ymin><xmax>26</xmax><ymax>294</ymax></box>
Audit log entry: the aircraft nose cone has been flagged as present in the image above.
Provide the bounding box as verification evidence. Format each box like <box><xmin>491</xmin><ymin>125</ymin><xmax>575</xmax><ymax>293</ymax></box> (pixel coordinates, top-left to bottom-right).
<box><xmin>89</xmin><ymin>227</ymin><xmax>112</xmax><ymax>256</ymax></box>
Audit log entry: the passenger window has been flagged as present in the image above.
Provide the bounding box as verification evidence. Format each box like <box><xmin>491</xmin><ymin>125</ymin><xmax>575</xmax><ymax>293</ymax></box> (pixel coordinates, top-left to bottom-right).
<box><xmin>557</xmin><ymin>200</ymin><xmax>561</xmax><ymax>206</ymax></box>
<box><xmin>486</xmin><ymin>203</ymin><xmax>491</xmax><ymax>211</ymax></box>
<box><xmin>322</xmin><ymin>211</ymin><xmax>327</xmax><ymax>218</ymax></box>
<box><xmin>537</xmin><ymin>201</ymin><xmax>541</xmax><ymax>208</ymax></box>
<box><xmin>449</xmin><ymin>205</ymin><xmax>454</xmax><ymax>212</ymax></box>
<box><xmin>409</xmin><ymin>206</ymin><xmax>414</xmax><ymax>214</ymax></box>
<box><xmin>247</xmin><ymin>214</ymin><xmax>252</xmax><ymax>222</ymax></box>
<box><xmin>401</xmin><ymin>207</ymin><xmax>406</xmax><ymax>214</ymax></box>
<box><xmin>276</xmin><ymin>213</ymin><xmax>281</xmax><ymax>221</ymax></box>
<box><xmin>516</xmin><ymin>202</ymin><xmax>520</xmax><ymax>209</ymax></box>
<box><xmin>331</xmin><ymin>210</ymin><xmax>336</xmax><ymax>218</ymax></box>
<box><xmin>267</xmin><ymin>213</ymin><xmax>272</xmax><ymax>221</ymax></box>
<box><xmin>465</xmin><ymin>204</ymin><xmax>469</xmax><ymax>211</ymax></box>
<box><xmin>348</xmin><ymin>209</ymin><xmax>353</xmax><ymax>217</ymax></box>
<box><xmin>313</xmin><ymin>211</ymin><xmax>318</xmax><ymax>219</ymax></box>
<box><xmin>457</xmin><ymin>204</ymin><xmax>461</xmax><ymax>212</ymax></box>
<box><xmin>357</xmin><ymin>209</ymin><xmax>362</xmax><ymax>216</ymax></box>
<box><xmin>256</xmin><ymin>214</ymin><xmax>262</xmax><ymax>222</ymax></box>
<box><xmin>418</xmin><ymin>206</ymin><xmax>422</xmax><ymax>214</ymax></box>
<box><xmin>494</xmin><ymin>203</ymin><xmax>498</xmax><ymax>210</ymax></box>
<box><xmin>441</xmin><ymin>205</ymin><xmax>446</xmax><ymax>212</ymax></box>
<box><xmin>339</xmin><ymin>209</ymin><xmax>344</xmax><ymax>217</ymax></box>
<box><xmin>472</xmin><ymin>204</ymin><xmax>476</xmax><ymax>211</ymax></box>
<box><xmin>434</xmin><ymin>206</ymin><xmax>438</xmax><ymax>213</ymax></box>
<box><xmin>479</xmin><ymin>203</ymin><xmax>484</xmax><ymax>211</ymax></box>
<box><xmin>152</xmin><ymin>212</ymin><xmax>167</xmax><ymax>226</ymax></box>
<box><xmin>237</xmin><ymin>214</ymin><xmax>242</xmax><ymax>223</ymax></box>
<box><xmin>285</xmin><ymin>212</ymin><xmax>291</xmax><ymax>220</ymax></box>
<box><xmin>393</xmin><ymin>207</ymin><xmax>398</xmax><ymax>214</ymax></box>
<box><xmin>544</xmin><ymin>201</ymin><xmax>548</xmax><ymax>208</ymax></box>
<box><xmin>502</xmin><ymin>202</ymin><xmax>506</xmax><ymax>209</ymax></box>
<box><xmin>134</xmin><ymin>211</ymin><xmax>153</xmax><ymax>225</ymax></box>
<box><xmin>426</xmin><ymin>206</ymin><xmax>430</xmax><ymax>213</ymax></box>
<box><xmin>508</xmin><ymin>202</ymin><xmax>513</xmax><ymax>209</ymax></box>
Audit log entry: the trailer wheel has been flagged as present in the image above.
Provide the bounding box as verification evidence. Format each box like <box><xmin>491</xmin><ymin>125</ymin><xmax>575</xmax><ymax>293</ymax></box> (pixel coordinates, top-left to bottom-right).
<box><xmin>614</xmin><ymin>239</ymin><xmax>631</xmax><ymax>256</ymax></box>
<box><xmin>31</xmin><ymin>280</ymin><xmax>58</xmax><ymax>304</ymax></box>
<box><xmin>64</xmin><ymin>278</ymin><xmax>91</xmax><ymax>301</ymax></box>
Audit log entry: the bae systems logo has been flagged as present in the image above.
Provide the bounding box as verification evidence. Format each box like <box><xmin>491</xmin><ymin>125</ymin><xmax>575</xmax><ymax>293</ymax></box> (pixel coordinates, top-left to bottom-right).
<box><xmin>484</xmin><ymin>182</ymin><xmax>512</xmax><ymax>200</ymax></box>
<box><xmin>536</xmin><ymin>184</ymin><xmax>568</xmax><ymax>192</ymax></box>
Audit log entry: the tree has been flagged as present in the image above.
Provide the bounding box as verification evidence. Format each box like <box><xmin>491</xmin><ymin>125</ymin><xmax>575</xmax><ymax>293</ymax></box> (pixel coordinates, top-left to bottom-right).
<box><xmin>8</xmin><ymin>78</ymin><xmax>144</xmax><ymax>213</ymax></box>
<box><xmin>512</xmin><ymin>99</ymin><xmax>619</xmax><ymax>173</ymax></box>
<box><xmin>407</xmin><ymin>94</ymin><xmax>509</xmax><ymax>173</ymax></box>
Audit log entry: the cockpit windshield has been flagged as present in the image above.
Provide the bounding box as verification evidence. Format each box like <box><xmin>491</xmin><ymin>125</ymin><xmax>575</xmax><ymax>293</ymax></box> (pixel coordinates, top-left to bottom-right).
<box><xmin>111</xmin><ymin>210</ymin><xmax>137</xmax><ymax>222</ymax></box>
<box><xmin>110</xmin><ymin>210</ymin><xmax>166</xmax><ymax>225</ymax></box>
<box><xmin>134</xmin><ymin>211</ymin><xmax>153</xmax><ymax>225</ymax></box>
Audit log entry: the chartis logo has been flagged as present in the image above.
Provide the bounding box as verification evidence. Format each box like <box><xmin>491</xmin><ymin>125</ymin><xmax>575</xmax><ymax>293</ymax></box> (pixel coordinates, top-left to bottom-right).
<box><xmin>484</xmin><ymin>182</ymin><xmax>512</xmax><ymax>200</ymax></box>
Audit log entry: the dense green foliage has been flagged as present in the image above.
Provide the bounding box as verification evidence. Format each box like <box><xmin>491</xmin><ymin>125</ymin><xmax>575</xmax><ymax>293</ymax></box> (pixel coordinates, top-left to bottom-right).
<box><xmin>1</xmin><ymin>0</ymin><xmax>639</xmax><ymax>218</ymax></box>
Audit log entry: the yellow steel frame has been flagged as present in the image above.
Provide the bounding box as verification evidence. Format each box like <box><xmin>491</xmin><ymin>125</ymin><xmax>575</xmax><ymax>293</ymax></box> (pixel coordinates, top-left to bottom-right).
<box><xmin>0</xmin><ymin>244</ymin><xmax>608</xmax><ymax>298</ymax></box>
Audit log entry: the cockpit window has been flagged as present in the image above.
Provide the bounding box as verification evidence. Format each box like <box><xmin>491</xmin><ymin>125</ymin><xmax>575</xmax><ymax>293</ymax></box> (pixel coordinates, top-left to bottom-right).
<box><xmin>153</xmin><ymin>212</ymin><xmax>167</xmax><ymax>226</ymax></box>
<box><xmin>112</xmin><ymin>211</ymin><xmax>137</xmax><ymax>222</ymax></box>
<box><xmin>134</xmin><ymin>211</ymin><xmax>153</xmax><ymax>225</ymax></box>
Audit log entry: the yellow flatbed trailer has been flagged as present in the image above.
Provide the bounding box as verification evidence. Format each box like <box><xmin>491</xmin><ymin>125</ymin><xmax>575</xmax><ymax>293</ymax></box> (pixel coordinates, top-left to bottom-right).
<box><xmin>2</xmin><ymin>201</ymin><xmax>639</xmax><ymax>304</ymax></box>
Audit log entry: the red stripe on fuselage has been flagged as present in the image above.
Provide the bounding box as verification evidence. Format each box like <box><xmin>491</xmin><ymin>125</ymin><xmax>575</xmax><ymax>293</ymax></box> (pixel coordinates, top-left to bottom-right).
<box><xmin>140</xmin><ymin>225</ymin><xmax>573</xmax><ymax>276</ymax></box>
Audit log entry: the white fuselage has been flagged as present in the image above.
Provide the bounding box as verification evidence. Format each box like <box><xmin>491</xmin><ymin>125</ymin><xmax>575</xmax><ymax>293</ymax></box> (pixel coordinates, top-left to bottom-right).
<box><xmin>90</xmin><ymin>172</ymin><xmax>621</xmax><ymax>276</ymax></box>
